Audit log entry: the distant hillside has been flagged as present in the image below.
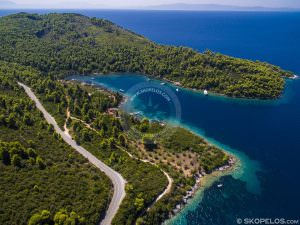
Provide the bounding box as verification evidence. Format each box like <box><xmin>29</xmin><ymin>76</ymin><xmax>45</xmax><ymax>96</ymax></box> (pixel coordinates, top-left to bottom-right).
<box><xmin>146</xmin><ymin>3</ymin><xmax>298</xmax><ymax>11</ymax></box>
<box><xmin>0</xmin><ymin>13</ymin><xmax>293</xmax><ymax>99</ymax></box>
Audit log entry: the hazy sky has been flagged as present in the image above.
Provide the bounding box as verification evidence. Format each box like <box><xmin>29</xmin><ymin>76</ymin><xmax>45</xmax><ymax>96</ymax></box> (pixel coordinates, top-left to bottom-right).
<box><xmin>1</xmin><ymin>0</ymin><xmax>300</xmax><ymax>9</ymax></box>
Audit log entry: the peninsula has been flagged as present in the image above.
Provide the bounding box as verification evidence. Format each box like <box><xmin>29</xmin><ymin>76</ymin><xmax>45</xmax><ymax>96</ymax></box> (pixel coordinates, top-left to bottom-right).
<box><xmin>0</xmin><ymin>13</ymin><xmax>293</xmax><ymax>99</ymax></box>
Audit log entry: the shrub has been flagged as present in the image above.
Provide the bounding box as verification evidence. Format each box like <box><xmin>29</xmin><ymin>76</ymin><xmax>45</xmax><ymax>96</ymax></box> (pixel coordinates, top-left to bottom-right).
<box><xmin>11</xmin><ymin>154</ymin><xmax>21</xmax><ymax>167</ymax></box>
<box><xmin>28</xmin><ymin>210</ymin><xmax>51</xmax><ymax>225</ymax></box>
<box><xmin>36</xmin><ymin>156</ymin><xmax>46</xmax><ymax>169</ymax></box>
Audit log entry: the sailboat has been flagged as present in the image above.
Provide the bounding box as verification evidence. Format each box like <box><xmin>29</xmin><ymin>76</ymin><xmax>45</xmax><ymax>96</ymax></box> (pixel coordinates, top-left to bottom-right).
<box><xmin>204</xmin><ymin>89</ymin><xmax>208</xmax><ymax>95</ymax></box>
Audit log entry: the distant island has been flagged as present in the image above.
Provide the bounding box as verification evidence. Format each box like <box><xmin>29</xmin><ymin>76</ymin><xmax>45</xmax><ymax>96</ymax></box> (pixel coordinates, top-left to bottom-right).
<box><xmin>145</xmin><ymin>3</ymin><xmax>300</xmax><ymax>12</ymax></box>
<box><xmin>0</xmin><ymin>13</ymin><xmax>294</xmax><ymax>99</ymax></box>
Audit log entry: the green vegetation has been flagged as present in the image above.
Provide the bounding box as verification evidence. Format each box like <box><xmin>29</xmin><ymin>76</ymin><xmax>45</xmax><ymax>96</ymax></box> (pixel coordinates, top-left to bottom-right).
<box><xmin>0</xmin><ymin>61</ymin><xmax>168</xmax><ymax>224</ymax></box>
<box><xmin>18</xmin><ymin>65</ymin><xmax>230</xmax><ymax>224</ymax></box>
<box><xmin>0</xmin><ymin>141</ymin><xmax>45</xmax><ymax>169</ymax></box>
<box><xmin>0</xmin><ymin>13</ymin><xmax>293</xmax><ymax>99</ymax></box>
<box><xmin>28</xmin><ymin>209</ymin><xmax>85</xmax><ymax>225</ymax></box>
<box><xmin>140</xmin><ymin>166</ymin><xmax>194</xmax><ymax>225</ymax></box>
<box><xmin>160</xmin><ymin>127</ymin><xmax>229</xmax><ymax>172</ymax></box>
<box><xmin>0</xmin><ymin>58</ymin><xmax>232</xmax><ymax>224</ymax></box>
<box><xmin>64</xmin><ymin>91</ymin><xmax>169</xmax><ymax>225</ymax></box>
<box><xmin>0</xmin><ymin>62</ymin><xmax>112</xmax><ymax>225</ymax></box>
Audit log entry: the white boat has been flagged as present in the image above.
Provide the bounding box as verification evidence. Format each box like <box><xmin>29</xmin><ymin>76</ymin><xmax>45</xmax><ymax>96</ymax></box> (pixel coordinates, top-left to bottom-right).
<box><xmin>217</xmin><ymin>184</ymin><xmax>223</xmax><ymax>188</ymax></box>
<box><xmin>119</xmin><ymin>89</ymin><xmax>124</xmax><ymax>92</ymax></box>
<box><xmin>160</xmin><ymin>82</ymin><xmax>166</xmax><ymax>85</ymax></box>
<box><xmin>204</xmin><ymin>89</ymin><xmax>208</xmax><ymax>95</ymax></box>
<box><xmin>176</xmin><ymin>88</ymin><xmax>179</xmax><ymax>92</ymax></box>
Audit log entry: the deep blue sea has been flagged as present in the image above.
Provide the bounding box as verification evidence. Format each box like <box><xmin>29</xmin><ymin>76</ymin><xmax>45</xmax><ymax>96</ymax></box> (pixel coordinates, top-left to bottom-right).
<box><xmin>1</xmin><ymin>10</ymin><xmax>300</xmax><ymax>225</ymax></box>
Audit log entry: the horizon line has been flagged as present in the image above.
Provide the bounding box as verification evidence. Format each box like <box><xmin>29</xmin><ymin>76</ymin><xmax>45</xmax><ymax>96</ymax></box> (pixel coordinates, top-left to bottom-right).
<box><xmin>1</xmin><ymin>7</ymin><xmax>300</xmax><ymax>12</ymax></box>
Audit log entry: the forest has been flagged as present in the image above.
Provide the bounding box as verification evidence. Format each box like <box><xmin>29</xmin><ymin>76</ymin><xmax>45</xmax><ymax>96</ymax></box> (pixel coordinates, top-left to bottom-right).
<box><xmin>3</xmin><ymin>59</ymin><xmax>229</xmax><ymax>224</ymax></box>
<box><xmin>0</xmin><ymin>13</ymin><xmax>293</xmax><ymax>99</ymax></box>
<box><xmin>0</xmin><ymin>61</ymin><xmax>113</xmax><ymax>225</ymax></box>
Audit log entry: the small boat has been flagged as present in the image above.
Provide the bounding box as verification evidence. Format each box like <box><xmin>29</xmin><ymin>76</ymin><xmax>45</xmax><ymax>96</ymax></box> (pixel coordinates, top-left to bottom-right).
<box><xmin>147</xmin><ymin>78</ymin><xmax>151</xmax><ymax>81</ymax></box>
<box><xmin>160</xmin><ymin>82</ymin><xmax>166</xmax><ymax>85</ymax></box>
<box><xmin>119</xmin><ymin>89</ymin><xmax>124</xmax><ymax>92</ymax></box>
<box><xmin>217</xmin><ymin>184</ymin><xmax>223</xmax><ymax>188</ymax></box>
<box><xmin>176</xmin><ymin>88</ymin><xmax>179</xmax><ymax>92</ymax></box>
<box><xmin>91</xmin><ymin>77</ymin><xmax>95</xmax><ymax>80</ymax></box>
<box><xmin>204</xmin><ymin>89</ymin><xmax>208</xmax><ymax>95</ymax></box>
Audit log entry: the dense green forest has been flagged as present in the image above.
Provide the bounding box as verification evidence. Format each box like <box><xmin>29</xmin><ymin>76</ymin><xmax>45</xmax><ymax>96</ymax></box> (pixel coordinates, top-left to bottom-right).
<box><xmin>0</xmin><ymin>61</ymin><xmax>112</xmax><ymax>225</ymax></box>
<box><xmin>0</xmin><ymin>60</ymin><xmax>169</xmax><ymax>224</ymax></box>
<box><xmin>8</xmin><ymin>58</ymin><xmax>229</xmax><ymax>224</ymax></box>
<box><xmin>0</xmin><ymin>13</ymin><xmax>293</xmax><ymax>99</ymax></box>
<box><xmin>34</xmin><ymin>80</ymin><xmax>229</xmax><ymax>224</ymax></box>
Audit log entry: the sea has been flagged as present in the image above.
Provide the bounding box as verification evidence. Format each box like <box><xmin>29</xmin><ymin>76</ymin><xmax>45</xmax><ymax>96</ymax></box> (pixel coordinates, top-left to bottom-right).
<box><xmin>1</xmin><ymin>9</ymin><xmax>300</xmax><ymax>225</ymax></box>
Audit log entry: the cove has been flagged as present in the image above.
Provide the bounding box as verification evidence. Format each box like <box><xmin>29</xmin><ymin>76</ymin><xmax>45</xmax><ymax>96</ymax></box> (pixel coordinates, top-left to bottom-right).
<box><xmin>63</xmin><ymin>11</ymin><xmax>300</xmax><ymax>225</ymax></box>
<box><xmin>69</xmin><ymin>73</ymin><xmax>300</xmax><ymax>224</ymax></box>
<box><xmin>68</xmin><ymin>73</ymin><xmax>263</xmax><ymax>192</ymax></box>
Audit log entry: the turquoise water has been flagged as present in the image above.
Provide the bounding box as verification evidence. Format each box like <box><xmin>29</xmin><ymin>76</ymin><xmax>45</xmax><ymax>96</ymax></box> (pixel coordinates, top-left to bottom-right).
<box><xmin>69</xmin><ymin>73</ymin><xmax>300</xmax><ymax>224</ymax></box>
<box><xmin>70</xmin><ymin>73</ymin><xmax>263</xmax><ymax>196</ymax></box>
<box><xmin>2</xmin><ymin>9</ymin><xmax>300</xmax><ymax>225</ymax></box>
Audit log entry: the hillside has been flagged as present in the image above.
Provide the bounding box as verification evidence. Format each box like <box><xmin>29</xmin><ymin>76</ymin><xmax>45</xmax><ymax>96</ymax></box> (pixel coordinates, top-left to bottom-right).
<box><xmin>0</xmin><ymin>12</ymin><xmax>245</xmax><ymax>225</ymax></box>
<box><xmin>0</xmin><ymin>61</ymin><xmax>112</xmax><ymax>225</ymax></box>
<box><xmin>0</xmin><ymin>57</ymin><xmax>232</xmax><ymax>224</ymax></box>
<box><xmin>0</xmin><ymin>12</ymin><xmax>293</xmax><ymax>99</ymax></box>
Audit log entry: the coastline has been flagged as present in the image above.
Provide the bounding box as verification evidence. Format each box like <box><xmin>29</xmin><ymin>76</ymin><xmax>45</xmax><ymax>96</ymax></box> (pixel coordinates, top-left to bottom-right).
<box><xmin>165</xmin><ymin>154</ymin><xmax>240</xmax><ymax>224</ymax></box>
<box><xmin>76</xmin><ymin>72</ymin><xmax>295</xmax><ymax>101</ymax></box>
<box><xmin>110</xmin><ymin>84</ymin><xmax>243</xmax><ymax>224</ymax></box>
<box><xmin>161</xmin><ymin>76</ymin><xmax>291</xmax><ymax>101</ymax></box>
<box><xmin>65</xmin><ymin>76</ymin><xmax>258</xmax><ymax>225</ymax></box>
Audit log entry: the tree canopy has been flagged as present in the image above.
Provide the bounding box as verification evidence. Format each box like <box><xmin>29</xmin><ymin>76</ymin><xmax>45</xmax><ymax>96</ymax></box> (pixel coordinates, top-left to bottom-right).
<box><xmin>0</xmin><ymin>13</ymin><xmax>293</xmax><ymax>99</ymax></box>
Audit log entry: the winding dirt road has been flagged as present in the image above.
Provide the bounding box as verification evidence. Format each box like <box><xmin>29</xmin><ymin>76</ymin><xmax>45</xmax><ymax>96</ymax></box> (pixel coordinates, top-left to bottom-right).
<box><xmin>18</xmin><ymin>82</ymin><xmax>126</xmax><ymax>225</ymax></box>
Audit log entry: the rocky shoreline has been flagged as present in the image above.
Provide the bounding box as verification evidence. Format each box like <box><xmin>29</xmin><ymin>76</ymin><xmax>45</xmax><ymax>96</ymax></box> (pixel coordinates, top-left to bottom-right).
<box><xmin>168</xmin><ymin>155</ymin><xmax>237</xmax><ymax>219</ymax></box>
